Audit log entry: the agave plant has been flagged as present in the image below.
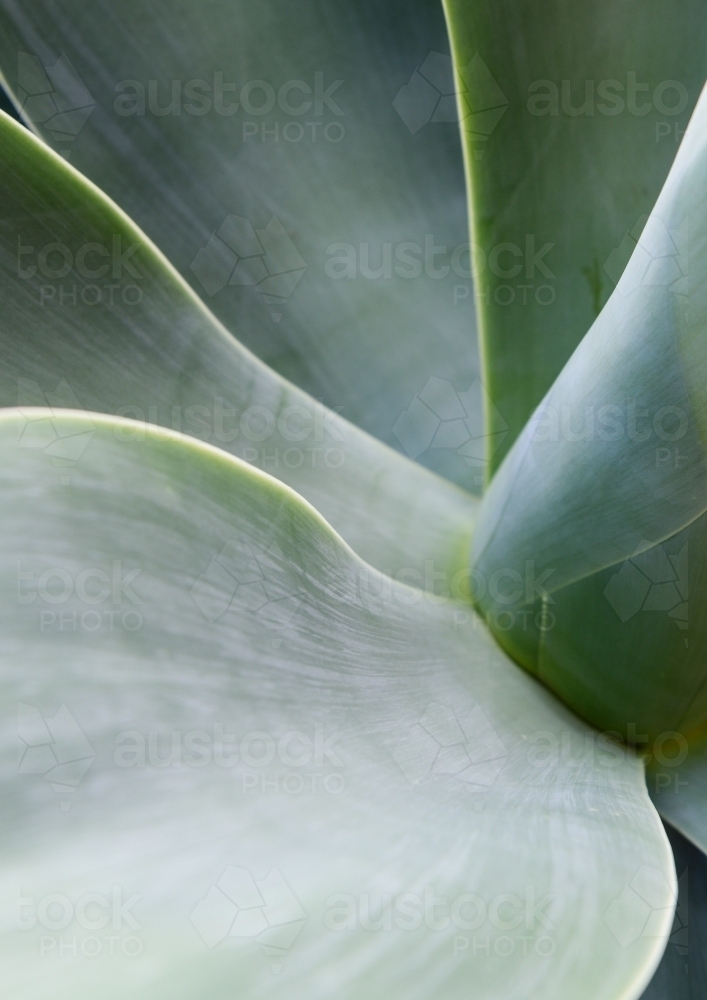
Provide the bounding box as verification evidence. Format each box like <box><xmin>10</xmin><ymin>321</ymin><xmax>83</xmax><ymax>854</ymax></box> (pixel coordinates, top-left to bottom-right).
<box><xmin>1</xmin><ymin>1</ymin><xmax>706</xmax><ymax>997</ymax></box>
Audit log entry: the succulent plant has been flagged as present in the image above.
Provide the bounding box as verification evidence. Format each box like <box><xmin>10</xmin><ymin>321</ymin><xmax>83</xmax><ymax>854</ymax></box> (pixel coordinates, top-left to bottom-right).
<box><xmin>0</xmin><ymin>1</ymin><xmax>705</xmax><ymax>998</ymax></box>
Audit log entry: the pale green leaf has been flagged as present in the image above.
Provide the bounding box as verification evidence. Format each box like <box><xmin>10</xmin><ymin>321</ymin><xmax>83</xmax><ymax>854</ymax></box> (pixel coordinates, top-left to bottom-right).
<box><xmin>0</xmin><ymin>408</ymin><xmax>674</xmax><ymax>999</ymax></box>
<box><xmin>443</xmin><ymin>0</ymin><xmax>707</xmax><ymax>473</ymax></box>
<box><xmin>469</xmin><ymin>84</ymin><xmax>707</xmax><ymax>746</ymax></box>
<box><xmin>0</xmin><ymin>0</ymin><xmax>482</xmax><ymax>486</ymax></box>
<box><xmin>0</xmin><ymin>108</ymin><xmax>477</xmax><ymax>587</ymax></box>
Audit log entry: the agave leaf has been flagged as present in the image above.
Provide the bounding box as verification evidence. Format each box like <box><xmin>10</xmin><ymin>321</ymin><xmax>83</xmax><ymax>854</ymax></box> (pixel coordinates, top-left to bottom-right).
<box><xmin>468</xmin><ymin>83</ymin><xmax>707</xmax><ymax>747</ymax></box>
<box><xmin>0</xmin><ymin>408</ymin><xmax>674</xmax><ymax>999</ymax></box>
<box><xmin>0</xmin><ymin>0</ymin><xmax>482</xmax><ymax>487</ymax></box>
<box><xmin>0</xmin><ymin>108</ymin><xmax>478</xmax><ymax>586</ymax></box>
<box><xmin>443</xmin><ymin>0</ymin><xmax>707</xmax><ymax>472</ymax></box>
<box><xmin>649</xmin><ymin>746</ymin><xmax>707</xmax><ymax>857</ymax></box>
<box><xmin>638</xmin><ymin>823</ymin><xmax>707</xmax><ymax>1000</ymax></box>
